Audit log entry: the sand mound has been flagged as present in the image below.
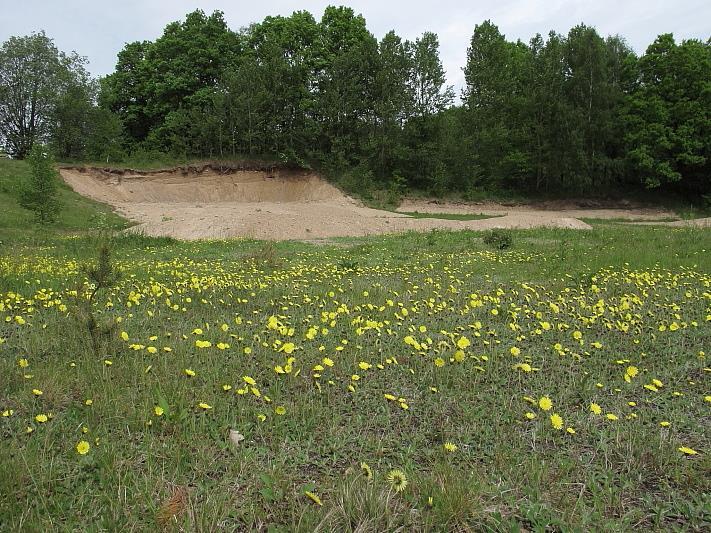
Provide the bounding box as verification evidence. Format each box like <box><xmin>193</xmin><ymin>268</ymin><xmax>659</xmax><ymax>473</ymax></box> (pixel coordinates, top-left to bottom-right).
<box><xmin>633</xmin><ymin>217</ymin><xmax>711</xmax><ymax>228</ymax></box>
<box><xmin>61</xmin><ymin>164</ymin><xmax>349</xmax><ymax>205</ymax></box>
<box><xmin>64</xmin><ymin>164</ymin><xmax>692</xmax><ymax>240</ymax></box>
<box><xmin>397</xmin><ymin>199</ymin><xmax>678</xmax><ymax>220</ymax></box>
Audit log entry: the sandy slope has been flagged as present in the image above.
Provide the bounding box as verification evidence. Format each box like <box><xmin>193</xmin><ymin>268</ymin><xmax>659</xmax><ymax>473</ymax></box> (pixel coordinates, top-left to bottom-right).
<box><xmin>59</xmin><ymin>166</ymin><xmax>686</xmax><ymax>240</ymax></box>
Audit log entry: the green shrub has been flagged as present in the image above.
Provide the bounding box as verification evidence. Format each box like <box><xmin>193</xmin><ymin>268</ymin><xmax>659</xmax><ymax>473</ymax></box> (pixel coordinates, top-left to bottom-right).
<box><xmin>19</xmin><ymin>145</ymin><xmax>61</xmax><ymax>224</ymax></box>
<box><xmin>483</xmin><ymin>228</ymin><xmax>513</xmax><ymax>249</ymax></box>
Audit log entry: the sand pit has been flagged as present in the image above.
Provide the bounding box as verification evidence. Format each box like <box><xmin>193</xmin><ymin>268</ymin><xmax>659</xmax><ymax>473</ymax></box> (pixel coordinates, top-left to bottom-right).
<box><xmin>59</xmin><ymin>165</ymin><xmax>687</xmax><ymax>240</ymax></box>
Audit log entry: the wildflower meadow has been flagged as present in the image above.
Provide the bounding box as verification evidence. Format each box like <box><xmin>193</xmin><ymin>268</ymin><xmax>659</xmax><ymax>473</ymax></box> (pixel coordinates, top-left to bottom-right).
<box><xmin>1</xmin><ymin>226</ymin><xmax>709</xmax><ymax>530</ymax></box>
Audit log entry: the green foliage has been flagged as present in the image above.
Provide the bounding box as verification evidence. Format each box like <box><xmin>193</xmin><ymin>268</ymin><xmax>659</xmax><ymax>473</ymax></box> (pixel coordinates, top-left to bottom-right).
<box><xmin>482</xmin><ymin>228</ymin><xmax>514</xmax><ymax>249</ymax></box>
<box><xmin>0</xmin><ymin>158</ymin><xmax>126</xmax><ymax>238</ymax></box>
<box><xmin>624</xmin><ymin>35</ymin><xmax>711</xmax><ymax>194</ymax></box>
<box><xmin>2</xmin><ymin>11</ymin><xmax>708</xmax><ymax>200</ymax></box>
<box><xmin>19</xmin><ymin>145</ymin><xmax>61</xmax><ymax>224</ymax></box>
<box><xmin>73</xmin><ymin>237</ymin><xmax>122</xmax><ymax>357</ymax></box>
<box><xmin>0</xmin><ymin>31</ymin><xmax>91</xmax><ymax>158</ymax></box>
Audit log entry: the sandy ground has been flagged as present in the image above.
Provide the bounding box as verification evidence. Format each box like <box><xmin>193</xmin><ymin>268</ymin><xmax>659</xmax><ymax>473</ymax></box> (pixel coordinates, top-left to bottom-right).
<box><xmin>60</xmin><ymin>167</ymin><xmax>698</xmax><ymax>240</ymax></box>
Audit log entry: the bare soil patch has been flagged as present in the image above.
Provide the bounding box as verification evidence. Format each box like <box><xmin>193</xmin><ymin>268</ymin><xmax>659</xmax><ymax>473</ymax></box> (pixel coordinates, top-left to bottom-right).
<box><xmin>58</xmin><ymin>166</ymin><xmax>684</xmax><ymax>240</ymax></box>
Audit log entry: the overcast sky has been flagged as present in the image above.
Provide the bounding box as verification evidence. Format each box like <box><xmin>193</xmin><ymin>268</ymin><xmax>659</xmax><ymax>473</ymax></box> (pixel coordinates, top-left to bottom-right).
<box><xmin>1</xmin><ymin>1</ymin><xmax>709</xmax><ymax>89</ymax></box>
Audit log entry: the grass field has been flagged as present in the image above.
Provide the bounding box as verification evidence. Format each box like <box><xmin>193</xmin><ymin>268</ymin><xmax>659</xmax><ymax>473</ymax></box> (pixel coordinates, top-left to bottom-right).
<box><xmin>0</xmin><ymin>159</ymin><xmax>710</xmax><ymax>531</ymax></box>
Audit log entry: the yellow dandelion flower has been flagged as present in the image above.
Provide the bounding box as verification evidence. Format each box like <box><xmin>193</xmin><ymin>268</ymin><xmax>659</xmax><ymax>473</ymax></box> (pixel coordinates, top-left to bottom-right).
<box><xmin>538</xmin><ymin>396</ymin><xmax>553</xmax><ymax>411</ymax></box>
<box><xmin>386</xmin><ymin>469</ymin><xmax>408</xmax><ymax>492</ymax></box>
<box><xmin>550</xmin><ymin>413</ymin><xmax>563</xmax><ymax>430</ymax></box>
<box><xmin>443</xmin><ymin>442</ymin><xmax>458</xmax><ymax>452</ymax></box>
<box><xmin>76</xmin><ymin>441</ymin><xmax>90</xmax><ymax>455</ymax></box>
<box><xmin>678</xmin><ymin>446</ymin><xmax>698</xmax><ymax>455</ymax></box>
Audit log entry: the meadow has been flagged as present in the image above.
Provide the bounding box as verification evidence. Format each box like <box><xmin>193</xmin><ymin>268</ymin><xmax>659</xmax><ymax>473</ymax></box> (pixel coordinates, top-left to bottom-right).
<box><xmin>1</xmin><ymin>212</ymin><xmax>709</xmax><ymax>531</ymax></box>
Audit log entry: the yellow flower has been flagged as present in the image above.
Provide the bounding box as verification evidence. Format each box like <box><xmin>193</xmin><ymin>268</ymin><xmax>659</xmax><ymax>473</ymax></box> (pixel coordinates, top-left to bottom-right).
<box><xmin>35</xmin><ymin>414</ymin><xmax>48</xmax><ymax>423</ymax></box>
<box><xmin>510</xmin><ymin>347</ymin><xmax>521</xmax><ymax>356</ymax></box>
<box><xmin>589</xmin><ymin>403</ymin><xmax>602</xmax><ymax>415</ymax></box>
<box><xmin>443</xmin><ymin>442</ymin><xmax>458</xmax><ymax>452</ymax></box>
<box><xmin>605</xmin><ymin>413</ymin><xmax>619</xmax><ymax>421</ymax></box>
<box><xmin>360</xmin><ymin>462</ymin><xmax>373</xmax><ymax>479</ymax></box>
<box><xmin>18</xmin><ymin>358</ymin><xmax>29</xmax><ymax>368</ymax></box>
<box><xmin>32</xmin><ymin>389</ymin><xmax>43</xmax><ymax>396</ymax></box>
<box><xmin>678</xmin><ymin>446</ymin><xmax>698</xmax><ymax>455</ymax></box>
<box><xmin>660</xmin><ymin>421</ymin><xmax>670</xmax><ymax>427</ymax></box>
<box><xmin>76</xmin><ymin>441</ymin><xmax>90</xmax><ymax>455</ymax></box>
<box><xmin>304</xmin><ymin>491</ymin><xmax>322</xmax><ymax>506</ymax></box>
<box><xmin>386</xmin><ymin>469</ymin><xmax>408</xmax><ymax>492</ymax></box>
<box><xmin>184</xmin><ymin>368</ymin><xmax>196</xmax><ymax>377</ymax></box>
<box><xmin>275</xmin><ymin>406</ymin><xmax>286</xmax><ymax>415</ymax></box>
<box><xmin>456</xmin><ymin>336</ymin><xmax>471</xmax><ymax>350</ymax></box>
<box><xmin>525</xmin><ymin>412</ymin><xmax>536</xmax><ymax>420</ymax></box>
<box><xmin>283</xmin><ymin>343</ymin><xmax>296</xmax><ymax>355</ymax></box>
<box><xmin>566</xmin><ymin>427</ymin><xmax>576</xmax><ymax>435</ymax></box>
<box><xmin>243</xmin><ymin>376</ymin><xmax>256</xmax><ymax>386</ymax></box>
<box><xmin>538</xmin><ymin>396</ymin><xmax>553</xmax><ymax>411</ymax></box>
<box><xmin>198</xmin><ymin>402</ymin><xmax>212</xmax><ymax>410</ymax></box>
<box><xmin>154</xmin><ymin>406</ymin><xmax>164</xmax><ymax>416</ymax></box>
<box><xmin>550</xmin><ymin>413</ymin><xmax>563</xmax><ymax>430</ymax></box>
<box><xmin>195</xmin><ymin>340</ymin><xmax>212</xmax><ymax>348</ymax></box>
<box><xmin>434</xmin><ymin>357</ymin><xmax>445</xmax><ymax>367</ymax></box>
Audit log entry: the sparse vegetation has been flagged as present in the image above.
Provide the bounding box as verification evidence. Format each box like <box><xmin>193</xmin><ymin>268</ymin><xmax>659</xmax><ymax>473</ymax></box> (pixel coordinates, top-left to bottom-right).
<box><xmin>1</xmin><ymin>220</ymin><xmax>709</xmax><ymax>530</ymax></box>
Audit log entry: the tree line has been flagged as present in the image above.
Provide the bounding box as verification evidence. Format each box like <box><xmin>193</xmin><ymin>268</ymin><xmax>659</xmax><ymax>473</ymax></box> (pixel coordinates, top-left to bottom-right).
<box><xmin>1</xmin><ymin>6</ymin><xmax>709</xmax><ymax>197</ymax></box>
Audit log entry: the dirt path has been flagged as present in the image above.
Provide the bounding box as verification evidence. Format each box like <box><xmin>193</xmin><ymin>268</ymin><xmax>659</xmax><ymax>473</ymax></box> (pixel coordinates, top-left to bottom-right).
<box><xmin>59</xmin><ymin>166</ymin><xmax>687</xmax><ymax>240</ymax></box>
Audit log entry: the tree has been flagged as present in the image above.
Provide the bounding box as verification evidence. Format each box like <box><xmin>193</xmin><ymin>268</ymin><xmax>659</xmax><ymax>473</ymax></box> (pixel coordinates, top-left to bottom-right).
<box><xmin>19</xmin><ymin>145</ymin><xmax>61</xmax><ymax>224</ymax></box>
<box><xmin>463</xmin><ymin>21</ymin><xmax>530</xmax><ymax>188</ymax></box>
<box><xmin>0</xmin><ymin>32</ymin><xmax>89</xmax><ymax>158</ymax></box>
<box><xmin>369</xmin><ymin>30</ymin><xmax>413</xmax><ymax>178</ymax></box>
<box><xmin>314</xmin><ymin>6</ymin><xmax>379</xmax><ymax>171</ymax></box>
<box><xmin>625</xmin><ymin>34</ymin><xmax>710</xmax><ymax>193</ymax></box>
<box><xmin>100</xmin><ymin>10</ymin><xmax>241</xmax><ymax>152</ymax></box>
<box><xmin>408</xmin><ymin>32</ymin><xmax>453</xmax><ymax>118</ymax></box>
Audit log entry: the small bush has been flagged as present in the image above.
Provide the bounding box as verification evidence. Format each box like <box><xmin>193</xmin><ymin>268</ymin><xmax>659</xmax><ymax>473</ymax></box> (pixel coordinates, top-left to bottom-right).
<box><xmin>483</xmin><ymin>228</ymin><xmax>513</xmax><ymax>249</ymax></box>
<box><xmin>19</xmin><ymin>145</ymin><xmax>61</xmax><ymax>224</ymax></box>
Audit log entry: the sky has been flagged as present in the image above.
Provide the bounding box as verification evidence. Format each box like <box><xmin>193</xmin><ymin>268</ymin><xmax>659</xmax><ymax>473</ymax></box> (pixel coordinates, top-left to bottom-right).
<box><xmin>1</xmin><ymin>0</ymin><xmax>709</xmax><ymax>90</ymax></box>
